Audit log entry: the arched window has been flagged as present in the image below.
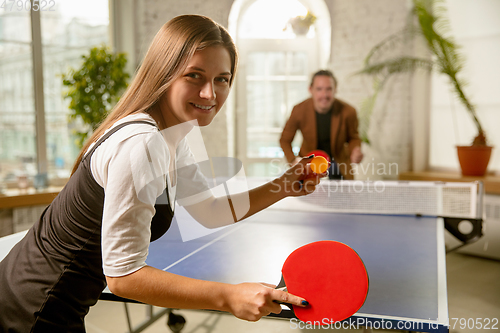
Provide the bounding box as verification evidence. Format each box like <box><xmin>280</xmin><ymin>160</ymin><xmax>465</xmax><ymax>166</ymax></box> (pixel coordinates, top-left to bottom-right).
<box><xmin>229</xmin><ymin>0</ymin><xmax>330</xmax><ymax>176</ymax></box>
<box><xmin>238</xmin><ymin>0</ymin><xmax>316</xmax><ymax>39</ymax></box>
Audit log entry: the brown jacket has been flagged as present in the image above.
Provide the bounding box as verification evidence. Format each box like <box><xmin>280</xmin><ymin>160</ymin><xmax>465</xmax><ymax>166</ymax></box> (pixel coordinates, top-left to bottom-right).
<box><xmin>279</xmin><ymin>98</ymin><xmax>361</xmax><ymax>180</ymax></box>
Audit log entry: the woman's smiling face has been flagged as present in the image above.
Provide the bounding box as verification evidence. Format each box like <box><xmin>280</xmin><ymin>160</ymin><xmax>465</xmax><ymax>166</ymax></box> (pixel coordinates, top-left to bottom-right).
<box><xmin>161</xmin><ymin>46</ymin><xmax>233</xmax><ymax>127</ymax></box>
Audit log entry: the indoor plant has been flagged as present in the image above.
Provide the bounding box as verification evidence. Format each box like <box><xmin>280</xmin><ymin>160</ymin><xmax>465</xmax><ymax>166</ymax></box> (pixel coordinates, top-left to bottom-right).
<box><xmin>62</xmin><ymin>45</ymin><xmax>129</xmax><ymax>148</ymax></box>
<box><xmin>356</xmin><ymin>0</ymin><xmax>492</xmax><ymax>176</ymax></box>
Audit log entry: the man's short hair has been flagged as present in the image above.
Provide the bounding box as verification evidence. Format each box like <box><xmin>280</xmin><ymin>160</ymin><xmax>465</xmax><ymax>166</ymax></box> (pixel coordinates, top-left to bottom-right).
<box><xmin>310</xmin><ymin>69</ymin><xmax>338</xmax><ymax>88</ymax></box>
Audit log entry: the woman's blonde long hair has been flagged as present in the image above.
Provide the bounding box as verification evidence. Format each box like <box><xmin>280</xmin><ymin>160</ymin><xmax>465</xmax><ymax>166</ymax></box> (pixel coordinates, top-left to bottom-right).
<box><xmin>71</xmin><ymin>15</ymin><xmax>238</xmax><ymax>175</ymax></box>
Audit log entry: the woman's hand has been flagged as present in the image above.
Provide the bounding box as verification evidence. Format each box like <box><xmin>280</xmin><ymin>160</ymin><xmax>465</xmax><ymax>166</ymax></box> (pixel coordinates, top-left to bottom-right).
<box><xmin>274</xmin><ymin>155</ymin><xmax>328</xmax><ymax>198</ymax></box>
<box><xmin>225</xmin><ymin>282</ymin><xmax>308</xmax><ymax>322</ymax></box>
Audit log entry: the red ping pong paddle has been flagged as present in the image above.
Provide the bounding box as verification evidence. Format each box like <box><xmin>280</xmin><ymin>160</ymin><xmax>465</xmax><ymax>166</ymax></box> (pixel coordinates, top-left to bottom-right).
<box><xmin>276</xmin><ymin>241</ymin><xmax>369</xmax><ymax>323</ymax></box>
<box><xmin>299</xmin><ymin>150</ymin><xmax>330</xmax><ymax>182</ymax></box>
<box><xmin>307</xmin><ymin>150</ymin><xmax>331</xmax><ymax>162</ymax></box>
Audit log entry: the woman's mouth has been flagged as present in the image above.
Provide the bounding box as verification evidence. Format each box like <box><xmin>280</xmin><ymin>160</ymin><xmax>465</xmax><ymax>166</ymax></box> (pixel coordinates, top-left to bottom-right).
<box><xmin>191</xmin><ymin>103</ymin><xmax>215</xmax><ymax>112</ymax></box>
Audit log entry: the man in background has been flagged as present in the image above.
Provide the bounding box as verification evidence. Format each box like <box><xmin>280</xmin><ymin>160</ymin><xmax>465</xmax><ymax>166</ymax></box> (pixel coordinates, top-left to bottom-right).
<box><xmin>279</xmin><ymin>70</ymin><xmax>363</xmax><ymax>180</ymax></box>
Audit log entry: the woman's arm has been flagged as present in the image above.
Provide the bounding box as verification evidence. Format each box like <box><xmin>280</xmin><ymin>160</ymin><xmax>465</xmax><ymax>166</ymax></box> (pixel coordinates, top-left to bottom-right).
<box><xmin>184</xmin><ymin>156</ymin><xmax>325</xmax><ymax>227</ymax></box>
<box><xmin>106</xmin><ymin>266</ymin><xmax>307</xmax><ymax>321</ymax></box>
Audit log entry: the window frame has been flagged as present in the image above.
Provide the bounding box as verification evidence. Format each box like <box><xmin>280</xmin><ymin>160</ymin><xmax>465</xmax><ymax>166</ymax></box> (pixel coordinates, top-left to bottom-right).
<box><xmin>235</xmin><ymin>38</ymin><xmax>318</xmax><ymax>170</ymax></box>
<box><xmin>0</xmin><ymin>1</ymin><xmax>114</xmax><ymax>189</ymax></box>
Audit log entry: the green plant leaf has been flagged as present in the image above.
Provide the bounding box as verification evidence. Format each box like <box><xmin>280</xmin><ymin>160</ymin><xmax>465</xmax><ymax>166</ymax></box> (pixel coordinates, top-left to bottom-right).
<box><xmin>62</xmin><ymin>45</ymin><xmax>130</xmax><ymax>148</ymax></box>
<box><xmin>355</xmin><ymin>0</ymin><xmax>484</xmax><ymax>144</ymax></box>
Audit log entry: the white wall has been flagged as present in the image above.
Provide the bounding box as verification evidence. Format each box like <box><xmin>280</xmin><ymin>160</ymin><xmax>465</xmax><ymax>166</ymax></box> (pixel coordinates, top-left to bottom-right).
<box><xmin>430</xmin><ymin>0</ymin><xmax>500</xmax><ymax>172</ymax></box>
<box><xmin>329</xmin><ymin>0</ymin><xmax>414</xmax><ymax>179</ymax></box>
<box><xmin>135</xmin><ymin>0</ymin><xmax>235</xmax><ymax>159</ymax></box>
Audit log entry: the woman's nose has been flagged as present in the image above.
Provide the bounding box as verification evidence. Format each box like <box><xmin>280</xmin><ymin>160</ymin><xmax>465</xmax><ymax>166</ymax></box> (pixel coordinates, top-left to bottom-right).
<box><xmin>200</xmin><ymin>82</ymin><xmax>216</xmax><ymax>100</ymax></box>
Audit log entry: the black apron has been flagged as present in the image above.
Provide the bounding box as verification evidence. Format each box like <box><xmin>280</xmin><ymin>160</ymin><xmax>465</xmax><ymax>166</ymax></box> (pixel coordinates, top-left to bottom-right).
<box><xmin>0</xmin><ymin>121</ymin><xmax>174</xmax><ymax>333</ymax></box>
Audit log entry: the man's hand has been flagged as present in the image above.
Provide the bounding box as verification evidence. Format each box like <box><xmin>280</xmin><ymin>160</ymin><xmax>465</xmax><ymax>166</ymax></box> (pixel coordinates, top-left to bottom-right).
<box><xmin>350</xmin><ymin>146</ymin><xmax>363</xmax><ymax>164</ymax></box>
<box><xmin>275</xmin><ymin>156</ymin><xmax>327</xmax><ymax>198</ymax></box>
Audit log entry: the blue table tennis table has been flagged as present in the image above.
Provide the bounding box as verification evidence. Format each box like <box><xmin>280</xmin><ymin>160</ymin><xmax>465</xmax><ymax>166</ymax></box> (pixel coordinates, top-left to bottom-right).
<box><xmin>2</xmin><ymin>180</ymin><xmax>483</xmax><ymax>333</ymax></box>
<box><xmin>101</xmin><ymin>204</ymin><xmax>450</xmax><ymax>333</ymax></box>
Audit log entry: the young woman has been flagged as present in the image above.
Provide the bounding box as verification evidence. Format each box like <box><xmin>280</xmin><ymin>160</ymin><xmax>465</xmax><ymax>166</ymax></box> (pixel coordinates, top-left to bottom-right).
<box><xmin>0</xmin><ymin>15</ymin><xmax>325</xmax><ymax>332</ymax></box>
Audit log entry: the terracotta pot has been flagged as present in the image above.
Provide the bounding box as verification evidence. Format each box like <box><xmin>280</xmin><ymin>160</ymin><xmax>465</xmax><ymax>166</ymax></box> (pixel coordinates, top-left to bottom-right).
<box><xmin>456</xmin><ymin>145</ymin><xmax>493</xmax><ymax>176</ymax></box>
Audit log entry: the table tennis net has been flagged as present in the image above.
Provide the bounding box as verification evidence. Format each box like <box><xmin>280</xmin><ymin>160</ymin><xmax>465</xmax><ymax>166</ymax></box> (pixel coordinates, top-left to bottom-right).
<box><xmin>247</xmin><ymin>179</ymin><xmax>482</xmax><ymax>219</ymax></box>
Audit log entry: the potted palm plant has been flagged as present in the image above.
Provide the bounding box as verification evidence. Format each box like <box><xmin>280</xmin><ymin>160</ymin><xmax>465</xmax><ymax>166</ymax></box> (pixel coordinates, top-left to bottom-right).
<box><xmin>62</xmin><ymin>45</ymin><xmax>129</xmax><ymax>148</ymax></box>
<box><xmin>356</xmin><ymin>0</ymin><xmax>492</xmax><ymax>176</ymax></box>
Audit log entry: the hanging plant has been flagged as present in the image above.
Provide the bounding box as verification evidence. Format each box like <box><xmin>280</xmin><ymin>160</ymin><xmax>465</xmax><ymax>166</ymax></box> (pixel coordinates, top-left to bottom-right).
<box><xmin>286</xmin><ymin>11</ymin><xmax>317</xmax><ymax>36</ymax></box>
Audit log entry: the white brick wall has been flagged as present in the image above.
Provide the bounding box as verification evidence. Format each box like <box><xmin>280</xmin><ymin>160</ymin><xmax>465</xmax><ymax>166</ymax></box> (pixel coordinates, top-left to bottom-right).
<box><xmin>135</xmin><ymin>0</ymin><xmax>235</xmax><ymax>158</ymax></box>
<box><xmin>328</xmin><ymin>0</ymin><xmax>413</xmax><ymax>178</ymax></box>
<box><xmin>134</xmin><ymin>0</ymin><xmax>416</xmax><ymax>175</ymax></box>
<box><xmin>140</xmin><ymin>0</ymin><xmax>234</xmax><ymax>51</ymax></box>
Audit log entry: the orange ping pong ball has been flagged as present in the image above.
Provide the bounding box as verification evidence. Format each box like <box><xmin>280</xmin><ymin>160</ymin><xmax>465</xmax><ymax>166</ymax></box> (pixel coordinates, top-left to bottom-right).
<box><xmin>310</xmin><ymin>156</ymin><xmax>329</xmax><ymax>174</ymax></box>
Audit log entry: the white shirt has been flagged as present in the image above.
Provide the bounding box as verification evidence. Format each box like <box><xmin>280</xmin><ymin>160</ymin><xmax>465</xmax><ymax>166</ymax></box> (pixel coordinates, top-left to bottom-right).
<box><xmin>88</xmin><ymin>113</ymin><xmax>212</xmax><ymax>277</ymax></box>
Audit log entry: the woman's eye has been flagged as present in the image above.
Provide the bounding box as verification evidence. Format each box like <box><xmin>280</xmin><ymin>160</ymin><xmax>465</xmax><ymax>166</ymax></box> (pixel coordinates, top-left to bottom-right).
<box><xmin>216</xmin><ymin>77</ymin><xmax>229</xmax><ymax>83</ymax></box>
<box><xmin>186</xmin><ymin>73</ymin><xmax>200</xmax><ymax>79</ymax></box>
